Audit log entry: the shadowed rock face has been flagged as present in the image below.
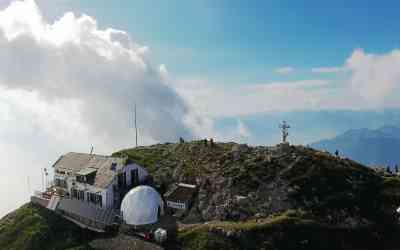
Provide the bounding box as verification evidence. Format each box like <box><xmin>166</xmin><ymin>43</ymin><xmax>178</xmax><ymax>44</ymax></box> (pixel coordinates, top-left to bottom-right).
<box><xmin>114</xmin><ymin>141</ymin><xmax>396</xmax><ymax>226</ymax></box>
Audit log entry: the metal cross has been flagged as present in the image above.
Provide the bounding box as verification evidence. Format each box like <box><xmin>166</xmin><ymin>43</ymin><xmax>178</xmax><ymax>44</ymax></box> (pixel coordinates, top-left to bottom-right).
<box><xmin>279</xmin><ymin>121</ymin><xmax>290</xmax><ymax>143</ymax></box>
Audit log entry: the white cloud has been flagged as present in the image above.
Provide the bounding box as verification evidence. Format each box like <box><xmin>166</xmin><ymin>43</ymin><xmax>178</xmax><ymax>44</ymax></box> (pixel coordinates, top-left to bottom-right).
<box><xmin>211</xmin><ymin>119</ymin><xmax>252</xmax><ymax>144</ymax></box>
<box><xmin>0</xmin><ymin>0</ymin><xmax>199</xmax><ymax>144</ymax></box>
<box><xmin>237</xmin><ymin>119</ymin><xmax>251</xmax><ymax>140</ymax></box>
<box><xmin>311</xmin><ymin>66</ymin><xmax>347</xmax><ymax>73</ymax></box>
<box><xmin>275</xmin><ymin>66</ymin><xmax>294</xmax><ymax>75</ymax></box>
<box><xmin>173</xmin><ymin>79</ymin><xmax>353</xmax><ymax>117</ymax></box>
<box><xmin>346</xmin><ymin>48</ymin><xmax>400</xmax><ymax>106</ymax></box>
<box><xmin>311</xmin><ymin>49</ymin><xmax>400</xmax><ymax>108</ymax></box>
<box><xmin>175</xmin><ymin>48</ymin><xmax>400</xmax><ymax>118</ymax></box>
<box><xmin>246</xmin><ymin>79</ymin><xmax>328</xmax><ymax>90</ymax></box>
<box><xmin>0</xmin><ymin>86</ymin><xmax>93</xmax><ymax>216</ymax></box>
<box><xmin>0</xmin><ymin>0</ymin><xmax>208</xmax><ymax>216</ymax></box>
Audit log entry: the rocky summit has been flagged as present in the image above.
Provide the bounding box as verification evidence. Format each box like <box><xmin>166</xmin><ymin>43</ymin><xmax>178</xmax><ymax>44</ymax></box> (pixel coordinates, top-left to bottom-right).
<box><xmin>2</xmin><ymin>140</ymin><xmax>400</xmax><ymax>250</ymax></box>
<box><xmin>114</xmin><ymin>141</ymin><xmax>397</xmax><ymax>227</ymax></box>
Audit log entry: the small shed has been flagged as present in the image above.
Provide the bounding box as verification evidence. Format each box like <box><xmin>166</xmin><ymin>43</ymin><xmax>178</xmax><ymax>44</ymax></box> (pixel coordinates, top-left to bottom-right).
<box><xmin>165</xmin><ymin>183</ymin><xmax>197</xmax><ymax>211</ymax></box>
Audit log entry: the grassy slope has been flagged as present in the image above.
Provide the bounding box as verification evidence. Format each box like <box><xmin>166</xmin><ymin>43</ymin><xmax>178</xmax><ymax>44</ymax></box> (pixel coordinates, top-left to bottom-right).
<box><xmin>177</xmin><ymin>217</ymin><xmax>400</xmax><ymax>250</ymax></box>
<box><xmin>175</xmin><ymin>174</ymin><xmax>400</xmax><ymax>250</ymax></box>
<box><xmin>0</xmin><ymin>203</ymin><xmax>94</xmax><ymax>250</ymax></box>
<box><xmin>114</xmin><ymin>142</ymin><xmax>398</xmax><ymax>220</ymax></box>
<box><xmin>113</xmin><ymin>141</ymin><xmax>235</xmax><ymax>178</ymax></box>
<box><xmin>115</xmin><ymin>141</ymin><xmax>400</xmax><ymax>250</ymax></box>
<box><xmin>177</xmin><ymin>209</ymin><xmax>400</xmax><ymax>250</ymax></box>
<box><xmin>2</xmin><ymin>141</ymin><xmax>400</xmax><ymax>250</ymax></box>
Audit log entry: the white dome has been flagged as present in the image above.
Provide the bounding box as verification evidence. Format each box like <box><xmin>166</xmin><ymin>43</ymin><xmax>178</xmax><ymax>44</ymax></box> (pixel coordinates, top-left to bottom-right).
<box><xmin>120</xmin><ymin>185</ymin><xmax>164</xmax><ymax>225</ymax></box>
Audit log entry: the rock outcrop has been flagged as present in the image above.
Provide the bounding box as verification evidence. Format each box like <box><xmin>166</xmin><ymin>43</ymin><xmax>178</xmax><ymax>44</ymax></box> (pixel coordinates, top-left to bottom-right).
<box><xmin>114</xmin><ymin>141</ymin><xmax>398</xmax><ymax>226</ymax></box>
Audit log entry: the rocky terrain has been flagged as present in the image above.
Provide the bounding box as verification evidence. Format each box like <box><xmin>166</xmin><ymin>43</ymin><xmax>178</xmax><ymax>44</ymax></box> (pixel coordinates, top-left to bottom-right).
<box><xmin>114</xmin><ymin>141</ymin><xmax>398</xmax><ymax>226</ymax></box>
<box><xmin>2</xmin><ymin>140</ymin><xmax>400</xmax><ymax>250</ymax></box>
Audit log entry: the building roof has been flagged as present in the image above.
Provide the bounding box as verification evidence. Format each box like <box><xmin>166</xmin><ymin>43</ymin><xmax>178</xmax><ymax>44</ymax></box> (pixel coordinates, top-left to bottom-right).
<box><xmin>53</xmin><ymin>152</ymin><xmax>95</xmax><ymax>174</ymax></box>
<box><xmin>93</xmin><ymin>157</ymin><xmax>126</xmax><ymax>189</ymax></box>
<box><xmin>53</xmin><ymin>152</ymin><xmax>126</xmax><ymax>189</ymax></box>
<box><xmin>165</xmin><ymin>183</ymin><xmax>197</xmax><ymax>203</ymax></box>
<box><xmin>120</xmin><ymin>186</ymin><xmax>164</xmax><ymax>226</ymax></box>
<box><xmin>57</xmin><ymin>198</ymin><xmax>118</xmax><ymax>226</ymax></box>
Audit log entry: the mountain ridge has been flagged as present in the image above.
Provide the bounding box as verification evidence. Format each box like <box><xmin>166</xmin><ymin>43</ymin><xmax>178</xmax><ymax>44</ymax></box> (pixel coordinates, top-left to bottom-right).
<box><xmin>311</xmin><ymin>125</ymin><xmax>400</xmax><ymax>166</ymax></box>
<box><xmin>2</xmin><ymin>140</ymin><xmax>400</xmax><ymax>250</ymax></box>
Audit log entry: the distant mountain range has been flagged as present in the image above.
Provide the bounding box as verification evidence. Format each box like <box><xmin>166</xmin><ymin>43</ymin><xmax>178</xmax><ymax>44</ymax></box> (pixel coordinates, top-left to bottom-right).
<box><xmin>311</xmin><ymin>125</ymin><xmax>400</xmax><ymax>167</ymax></box>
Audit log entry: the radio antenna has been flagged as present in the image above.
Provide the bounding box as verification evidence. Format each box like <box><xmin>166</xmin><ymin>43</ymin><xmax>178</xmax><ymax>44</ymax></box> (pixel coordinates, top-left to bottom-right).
<box><xmin>27</xmin><ymin>176</ymin><xmax>31</xmax><ymax>196</ymax></box>
<box><xmin>134</xmin><ymin>103</ymin><xmax>138</xmax><ymax>147</ymax></box>
<box><xmin>129</xmin><ymin>101</ymin><xmax>138</xmax><ymax>147</ymax></box>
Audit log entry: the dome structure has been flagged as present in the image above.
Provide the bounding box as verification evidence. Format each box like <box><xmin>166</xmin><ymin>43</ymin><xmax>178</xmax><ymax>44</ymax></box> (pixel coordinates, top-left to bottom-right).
<box><xmin>120</xmin><ymin>185</ymin><xmax>164</xmax><ymax>226</ymax></box>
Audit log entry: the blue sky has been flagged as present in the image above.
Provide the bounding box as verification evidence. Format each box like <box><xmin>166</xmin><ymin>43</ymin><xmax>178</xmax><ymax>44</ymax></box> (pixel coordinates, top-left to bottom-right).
<box><xmin>22</xmin><ymin>0</ymin><xmax>400</xmax><ymax>145</ymax></box>
<box><xmin>34</xmin><ymin>0</ymin><xmax>400</xmax><ymax>83</ymax></box>
<box><xmin>2</xmin><ymin>0</ymin><xmax>400</xmax><ymax>216</ymax></box>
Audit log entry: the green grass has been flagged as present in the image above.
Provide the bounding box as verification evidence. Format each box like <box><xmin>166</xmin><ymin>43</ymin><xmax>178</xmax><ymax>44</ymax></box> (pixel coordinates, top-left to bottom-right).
<box><xmin>177</xmin><ymin>211</ymin><xmax>400</xmax><ymax>250</ymax></box>
<box><xmin>0</xmin><ymin>203</ymin><xmax>95</xmax><ymax>250</ymax></box>
<box><xmin>3</xmin><ymin>141</ymin><xmax>400</xmax><ymax>250</ymax></box>
<box><xmin>113</xmin><ymin>141</ymin><xmax>236</xmax><ymax>176</ymax></box>
<box><xmin>115</xmin><ymin>141</ymin><xmax>400</xmax><ymax>249</ymax></box>
<box><xmin>113</xmin><ymin>145</ymin><xmax>168</xmax><ymax>173</ymax></box>
<box><xmin>382</xmin><ymin>176</ymin><xmax>400</xmax><ymax>189</ymax></box>
<box><xmin>115</xmin><ymin>141</ymin><xmax>400</xmax><ymax>223</ymax></box>
<box><xmin>280</xmin><ymin>154</ymin><xmax>385</xmax><ymax>223</ymax></box>
<box><xmin>177</xmin><ymin>211</ymin><xmax>313</xmax><ymax>250</ymax></box>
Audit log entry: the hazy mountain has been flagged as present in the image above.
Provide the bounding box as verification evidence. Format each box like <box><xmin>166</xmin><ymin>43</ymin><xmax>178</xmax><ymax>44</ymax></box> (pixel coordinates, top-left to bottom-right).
<box><xmin>311</xmin><ymin>126</ymin><xmax>400</xmax><ymax>166</ymax></box>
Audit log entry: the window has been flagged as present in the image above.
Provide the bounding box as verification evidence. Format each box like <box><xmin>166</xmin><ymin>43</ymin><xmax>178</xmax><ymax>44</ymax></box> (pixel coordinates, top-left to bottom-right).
<box><xmin>76</xmin><ymin>175</ymin><xmax>86</xmax><ymax>183</ymax></box>
<box><xmin>131</xmin><ymin>169</ymin><xmax>139</xmax><ymax>187</ymax></box>
<box><xmin>88</xmin><ymin>192</ymin><xmax>102</xmax><ymax>207</ymax></box>
<box><xmin>89</xmin><ymin>193</ymin><xmax>96</xmax><ymax>203</ymax></box>
<box><xmin>55</xmin><ymin>179</ymin><xmax>67</xmax><ymax>188</ymax></box>
<box><xmin>78</xmin><ymin>190</ymin><xmax>85</xmax><ymax>201</ymax></box>
<box><xmin>97</xmin><ymin>194</ymin><xmax>102</xmax><ymax>207</ymax></box>
<box><xmin>71</xmin><ymin>188</ymin><xmax>78</xmax><ymax>199</ymax></box>
<box><xmin>117</xmin><ymin>173</ymin><xmax>127</xmax><ymax>188</ymax></box>
<box><xmin>117</xmin><ymin>173</ymin><xmax>123</xmax><ymax>187</ymax></box>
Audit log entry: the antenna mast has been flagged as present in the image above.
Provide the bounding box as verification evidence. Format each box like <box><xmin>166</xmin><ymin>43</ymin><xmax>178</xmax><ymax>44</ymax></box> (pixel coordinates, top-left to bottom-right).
<box><xmin>134</xmin><ymin>103</ymin><xmax>138</xmax><ymax>147</ymax></box>
<box><xmin>42</xmin><ymin>168</ymin><xmax>45</xmax><ymax>192</ymax></box>
<box><xmin>27</xmin><ymin>176</ymin><xmax>31</xmax><ymax>196</ymax></box>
